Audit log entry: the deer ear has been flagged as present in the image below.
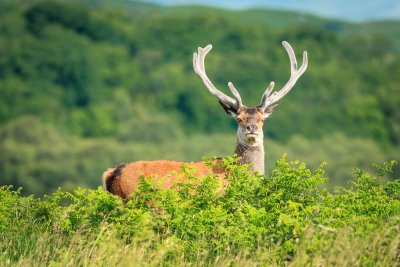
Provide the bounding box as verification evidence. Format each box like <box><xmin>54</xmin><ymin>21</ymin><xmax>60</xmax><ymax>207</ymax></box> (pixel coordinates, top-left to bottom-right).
<box><xmin>219</xmin><ymin>100</ymin><xmax>238</xmax><ymax>118</ymax></box>
<box><xmin>263</xmin><ymin>103</ymin><xmax>278</xmax><ymax>118</ymax></box>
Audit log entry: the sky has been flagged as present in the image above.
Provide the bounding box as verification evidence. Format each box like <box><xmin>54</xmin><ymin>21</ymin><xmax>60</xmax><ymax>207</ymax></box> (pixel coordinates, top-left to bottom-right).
<box><xmin>144</xmin><ymin>0</ymin><xmax>400</xmax><ymax>21</ymax></box>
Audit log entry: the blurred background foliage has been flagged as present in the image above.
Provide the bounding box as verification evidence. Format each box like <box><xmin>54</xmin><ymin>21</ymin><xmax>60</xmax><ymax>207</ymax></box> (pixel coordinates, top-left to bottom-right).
<box><xmin>0</xmin><ymin>0</ymin><xmax>399</xmax><ymax>195</ymax></box>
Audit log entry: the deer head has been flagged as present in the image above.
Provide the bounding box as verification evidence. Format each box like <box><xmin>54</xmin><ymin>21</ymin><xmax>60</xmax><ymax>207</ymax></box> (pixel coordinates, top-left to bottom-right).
<box><xmin>193</xmin><ymin>41</ymin><xmax>308</xmax><ymax>149</ymax></box>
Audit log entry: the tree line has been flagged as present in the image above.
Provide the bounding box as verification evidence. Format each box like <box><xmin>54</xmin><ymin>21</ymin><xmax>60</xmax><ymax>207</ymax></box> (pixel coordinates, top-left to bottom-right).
<box><xmin>0</xmin><ymin>0</ymin><xmax>399</xmax><ymax>195</ymax></box>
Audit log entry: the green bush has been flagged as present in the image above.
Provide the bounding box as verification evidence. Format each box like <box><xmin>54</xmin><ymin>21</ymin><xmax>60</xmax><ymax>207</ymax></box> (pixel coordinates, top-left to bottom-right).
<box><xmin>1</xmin><ymin>157</ymin><xmax>399</xmax><ymax>265</ymax></box>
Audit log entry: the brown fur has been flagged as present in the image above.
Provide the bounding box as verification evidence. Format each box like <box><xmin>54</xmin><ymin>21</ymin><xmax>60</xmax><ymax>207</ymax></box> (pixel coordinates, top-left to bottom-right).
<box><xmin>103</xmin><ymin>160</ymin><xmax>225</xmax><ymax>199</ymax></box>
<box><xmin>103</xmin><ymin>42</ymin><xmax>308</xmax><ymax>199</ymax></box>
<box><xmin>102</xmin><ymin>108</ymin><xmax>268</xmax><ymax>199</ymax></box>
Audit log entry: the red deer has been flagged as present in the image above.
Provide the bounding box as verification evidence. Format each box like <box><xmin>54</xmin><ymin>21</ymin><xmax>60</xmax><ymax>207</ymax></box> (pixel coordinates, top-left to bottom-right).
<box><xmin>103</xmin><ymin>41</ymin><xmax>308</xmax><ymax>198</ymax></box>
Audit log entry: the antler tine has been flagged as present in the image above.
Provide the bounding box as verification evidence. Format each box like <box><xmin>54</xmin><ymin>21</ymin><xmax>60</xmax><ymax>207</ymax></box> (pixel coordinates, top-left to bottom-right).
<box><xmin>228</xmin><ymin>82</ymin><xmax>243</xmax><ymax>108</ymax></box>
<box><xmin>258</xmin><ymin>81</ymin><xmax>275</xmax><ymax>109</ymax></box>
<box><xmin>259</xmin><ymin>41</ymin><xmax>308</xmax><ymax>111</ymax></box>
<box><xmin>193</xmin><ymin>45</ymin><xmax>242</xmax><ymax>110</ymax></box>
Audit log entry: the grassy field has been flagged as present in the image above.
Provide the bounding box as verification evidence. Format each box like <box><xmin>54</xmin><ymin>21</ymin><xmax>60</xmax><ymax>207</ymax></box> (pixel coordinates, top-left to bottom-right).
<box><xmin>1</xmin><ymin>157</ymin><xmax>399</xmax><ymax>266</ymax></box>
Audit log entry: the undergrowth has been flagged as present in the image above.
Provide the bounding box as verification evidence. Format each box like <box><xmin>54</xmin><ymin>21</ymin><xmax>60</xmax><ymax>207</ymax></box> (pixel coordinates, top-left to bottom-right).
<box><xmin>0</xmin><ymin>156</ymin><xmax>399</xmax><ymax>266</ymax></box>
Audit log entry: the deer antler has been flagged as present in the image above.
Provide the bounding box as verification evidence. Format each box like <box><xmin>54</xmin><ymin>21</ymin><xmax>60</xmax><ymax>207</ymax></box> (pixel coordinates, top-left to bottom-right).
<box><xmin>193</xmin><ymin>45</ymin><xmax>243</xmax><ymax>110</ymax></box>
<box><xmin>258</xmin><ymin>41</ymin><xmax>308</xmax><ymax>111</ymax></box>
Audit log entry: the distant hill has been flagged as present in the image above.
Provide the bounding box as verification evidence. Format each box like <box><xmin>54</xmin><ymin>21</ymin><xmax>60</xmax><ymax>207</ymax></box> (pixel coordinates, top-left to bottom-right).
<box><xmin>158</xmin><ymin>3</ymin><xmax>400</xmax><ymax>52</ymax></box>
<box><xmin>73</xmin><ymin>0</ymin><xmax>400</xmax><ymax>52</ymax></box>
<box><xmin>1</xmin><ymin>0</ymin><xmax>399</xmax><ymax>195</ymax></box>
<box><xmin>147</xmin><ymin>0</ymin><xmax>400</xmax><ymax>21</ymax></box>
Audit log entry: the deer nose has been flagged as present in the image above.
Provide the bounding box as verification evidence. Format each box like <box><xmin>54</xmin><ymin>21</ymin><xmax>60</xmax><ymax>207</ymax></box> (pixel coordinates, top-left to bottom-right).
<box><xmin>246</xmin><ymin>124</ymin><xmax>258</xmax><ymax>133</ymax></box>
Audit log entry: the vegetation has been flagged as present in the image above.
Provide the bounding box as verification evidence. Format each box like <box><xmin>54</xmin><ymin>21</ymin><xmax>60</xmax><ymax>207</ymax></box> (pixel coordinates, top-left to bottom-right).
<box><xmin>0</xmin><ymin>0</ymin><xmax>399</xmax><ymax>196</ymax></box>
<box><xmin>0</xmin><ymin>1</ymin><xmax>399</xmax><ymax>264</ymax></box>
<box><xmin>1</xmin><ymin>158</ymin><xmax>399</xmax><ymax>265</ymax></box>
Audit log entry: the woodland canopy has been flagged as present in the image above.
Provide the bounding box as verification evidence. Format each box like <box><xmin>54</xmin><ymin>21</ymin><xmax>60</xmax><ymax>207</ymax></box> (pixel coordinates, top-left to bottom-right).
<box><xmin>0</xmin><ymin>0</ymin><xmax>399</xmax><ymax>195</ymax></box>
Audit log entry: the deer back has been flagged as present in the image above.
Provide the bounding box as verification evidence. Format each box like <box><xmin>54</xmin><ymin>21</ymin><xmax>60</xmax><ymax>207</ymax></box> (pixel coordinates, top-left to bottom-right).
<box><xmin>103</xmin><ymin>160</ymin><xmax>225</xmax><ymax>199</ymax></box>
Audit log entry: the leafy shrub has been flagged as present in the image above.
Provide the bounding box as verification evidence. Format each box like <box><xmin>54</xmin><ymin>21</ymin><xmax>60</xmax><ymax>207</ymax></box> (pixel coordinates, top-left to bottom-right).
<box><xmin>1</xmin><ymin>157</ymin><xmax>398</xmax><ymax>265</ymax></box>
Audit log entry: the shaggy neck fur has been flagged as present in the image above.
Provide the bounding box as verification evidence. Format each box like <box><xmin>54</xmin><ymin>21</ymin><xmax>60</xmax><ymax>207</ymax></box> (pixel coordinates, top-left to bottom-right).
<box><xmin>234</xmin><ymin>138</ymin><xmax>265</xmax><ymax>175</ymax></box>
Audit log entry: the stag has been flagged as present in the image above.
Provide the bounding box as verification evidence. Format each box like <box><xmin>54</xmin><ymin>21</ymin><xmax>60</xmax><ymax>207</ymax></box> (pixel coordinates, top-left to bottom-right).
<box><xmin>103</xmin><ymin>41</ymin><xmax>308</xmax><ymax>198</ymax></box>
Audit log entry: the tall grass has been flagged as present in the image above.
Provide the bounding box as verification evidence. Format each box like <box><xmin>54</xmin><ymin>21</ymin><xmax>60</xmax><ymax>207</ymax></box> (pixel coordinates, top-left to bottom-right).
<box><xmin>1</xmin><ymin>221</ymin><xmax>398</xmax><ymax>266</ymax></box>
<box><xmin>1</xmin><ymin>157</ymin><xmax>399</xmax><ymax>266</ymax></box>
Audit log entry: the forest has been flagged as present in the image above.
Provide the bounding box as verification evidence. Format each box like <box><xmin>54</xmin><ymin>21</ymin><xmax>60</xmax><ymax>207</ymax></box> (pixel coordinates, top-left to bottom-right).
<box><xmin>0</xmin><ymin>0</ymin><xmax>399</xmax><ymax>195</ymax></box>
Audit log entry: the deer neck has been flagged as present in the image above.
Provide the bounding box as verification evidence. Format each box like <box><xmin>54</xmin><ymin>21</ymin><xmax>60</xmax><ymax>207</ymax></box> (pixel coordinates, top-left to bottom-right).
<box><xmin>234</xmin><ymin>134</ymin><xmax>265</xmax><ymax>175</ymax></box>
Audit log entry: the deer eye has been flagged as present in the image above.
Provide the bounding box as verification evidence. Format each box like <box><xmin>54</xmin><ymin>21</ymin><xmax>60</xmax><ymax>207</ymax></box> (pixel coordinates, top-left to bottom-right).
<box><xmin>236</xmin><ymin>117</ymin><xmax>243</xmax><ymax>123</ymax></box>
